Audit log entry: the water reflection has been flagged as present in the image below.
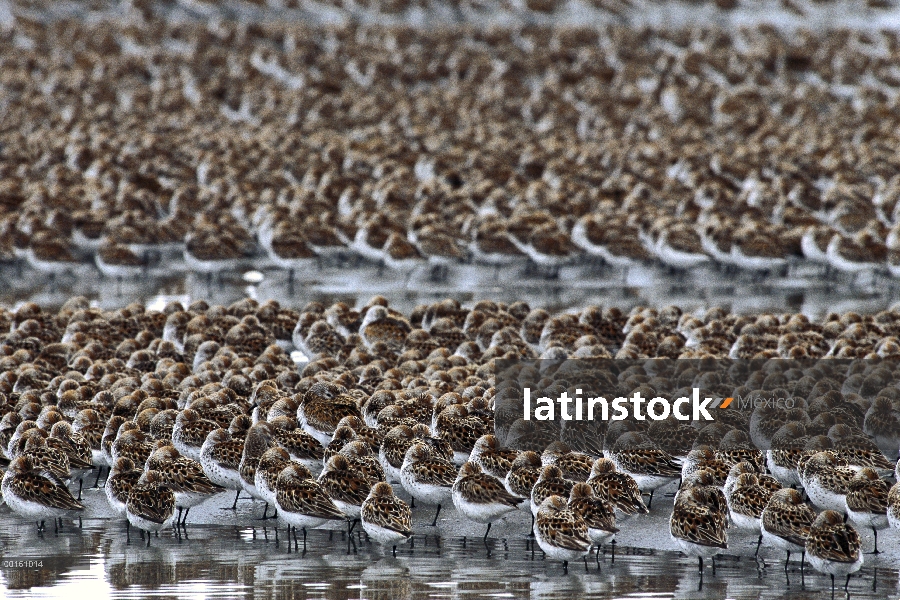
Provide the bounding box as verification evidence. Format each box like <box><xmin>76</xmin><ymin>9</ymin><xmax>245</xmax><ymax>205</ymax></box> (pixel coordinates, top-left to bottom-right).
<box><xmin>0</xmin><ymin>518</ymin><xmax>896</xmax><ymax>599</ymax></box>
<box><xmin>1</xmin><ymin>262</ymin><xmax>897</xmax><ymax>318</ymax></box>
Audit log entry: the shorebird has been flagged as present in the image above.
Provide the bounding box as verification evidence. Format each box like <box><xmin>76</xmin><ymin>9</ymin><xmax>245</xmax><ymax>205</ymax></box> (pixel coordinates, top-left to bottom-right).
<box><xmin>586</xmin><ymin>458</ymin><xmax>648</xmax><ymax>517</ymax></box>
<box><xmin>760</xmin><ymin>488</ymin><xmax>817</xmax><ymax>570</ymax></box>
<box><xmin>239</xmin><ymin>422</ymin><xmax>276</xmax><ymax>518</ymax></box>
<box><xmin>126</xmin><ymin>470</ymin><xmax>176</xmax><ymax>546</ymax></box>
<box><xmin>275</xmin><ymin>463</ymin><xmax>347</xmax><ymax>552</ymax></box>
<box><xmin>805</xmin><ymin>510</ymin><xmax>863</xmax><ymax>591</ymax></box>
<box><xmin>452</xmin><ymin>461</ymin><xmax>523</xmax><ymax>541</ymax></box>
<box><xmin>844</xmin><ymin>468</ymin><xmax>889</xmax><ymax>554</ymax></box>
<box><xmin>199</xmin><ymin>429</ymin><xmax>245</xmax><ymax>510</ymax></box>
<box><xmin>2</xmin><ymin>455</ymin><xmax>84</xmax><ymax>533</ymax></box>
<box><xmin>726</xmin><ymin>473</ymin><xmax>774</xmax><ymax>556</ymax></box>
<box><xmin>670</xmin><ymin>486</ymin><xmax>727</xmax><ymax>574</ymax></box>
<box><xmin>361</xmin><ymin>482</ymin><xmax>412</xmax><ymax>556</ymax></box>
<box><xmin>798</xmin><ymin>451</ymin><xmax>854</xmax><ymax>513</ymax></box>
<box><xmin>567</xmin><ymin>483</ymin><xmax>618</xmax><ymax>558</ymax></box>
<box><xmin>608</xmin><ymin>432</ymin><xmax>681</xmax><ymax>509</ymax></box>
<box><xmin>533</xmin><ymin>495</ymin><xmax>591</xmax><ymax>574</ymax></box>
<box><xmin>399</xmin><ymin>442</ymin><xmax>457</xmax><ymax>527</ymax></box>
<box><xmin>146</xmin><ymin>445</ymin><xmax>224</xmax><ymax>527</ymax></box>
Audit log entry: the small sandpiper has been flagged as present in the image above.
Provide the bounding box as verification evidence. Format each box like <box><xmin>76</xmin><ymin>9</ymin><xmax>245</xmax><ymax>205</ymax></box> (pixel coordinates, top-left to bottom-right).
<box><xmin>452</xmin><ymin>461</ymin><xmax>523</xmax><ymax>541</ymax></box>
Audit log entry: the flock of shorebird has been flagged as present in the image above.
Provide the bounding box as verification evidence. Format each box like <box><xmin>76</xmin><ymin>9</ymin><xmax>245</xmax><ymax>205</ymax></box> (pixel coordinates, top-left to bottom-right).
<box><xmin>0</xmin><ymin>296</ymin><xmax>899</xmax><ymax>591</ymax></box>
<box><xmin>3</xmin><ymin>19</ymin><xmax>900</xmax><ymax>287</ymax></box>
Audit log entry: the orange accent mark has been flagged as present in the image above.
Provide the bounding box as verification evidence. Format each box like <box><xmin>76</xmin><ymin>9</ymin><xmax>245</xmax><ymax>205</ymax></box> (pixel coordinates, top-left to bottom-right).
<box><xmin>719</xmin><ymin>397</ymin><xmax>733</xmax><ymax>409</ymax></box>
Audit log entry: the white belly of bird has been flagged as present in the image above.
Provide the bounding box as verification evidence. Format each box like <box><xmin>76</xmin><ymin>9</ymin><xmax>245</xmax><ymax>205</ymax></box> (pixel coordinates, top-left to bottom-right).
<box><xmin>806</xmin><ymin>552</ymin><xmax>863</xmax><ymax>578</ymax></box>
<box><xmin>287</xmin><ymin>454</ymin><xmax>322</xmax><ymax>475</ymax></box>
<box><xmin>334</xmin><ymin>499</ymin><xmax>361</xmax><ymax>519</ymax></box>
<box><xmin>760</xmin><ymin>520</ymin><xmax>804</xmax><ymax>553</ymax></box>
<box><xmin>127</xmin><ymin>511</ymin><xmax>173</xmax><ymax>533</ymax></box>
<box><xmin>201</xmin><ymin>459</ymin><xmax>242</xmax><ymax>491</ymax></box>
<box><xmin>172</xmin><ymin>434</ymin><xmax>201</xmax><ymax>462</ymax></box>
<box><xmin>400</xmin><ymin>470</ymin><xmax>451</xmax><ymax>505</ymax></box>
<box><xmin>241</xmin><ymin>479</ymin><xmax>264</xmax><ymax>502</ymax></box>
<box><xmin>729</xmin><ymin>510</ymin><xmax>761</xmax><ymax>532</ymax></box>
<box><xmin>378</xmin><ymin>452</ymin><xmax>402</xmax><ymax>484</ymax></box>
<box><xmin>452</xmin><ymin>489</ymin><xmax>516</xmax><ymax>524</ymax></box>
<box><xmin>451</xmin><ymin>451</ymin><xmax>470</xmax><ymax>466</ymax></box>
<box><xmin>656</xmin><ymin>244</ymin><xmax>709</xmax><ymax>269</ymax></box>
<box><xmin>255</xmin><ymin>476</ymin><xmax>277</xmax><ymax>507</ymax></box>
<box><xmin>629</xmin><ymin>472</ymin><xmax>676</xmax><ymax>493</ymax></box>
<box><xmin>887</xmin><ymin>507</ymin><xmax>900</xmax><ymax>530</ymax></box>
<box><xmin>92</xmin><ymin>450</ymin><xmax>109</xmax><ymax>468</ymax></box>
<box><xmin>298</xmin><ymin>417</ymin><xmax>332</xmax><ymax>446</ymax></box>
<box><xmin>175</xmin><ymin>489</ymin><xmax>218</xmax><ymax>510</ymax></box>
<box><xmin>104</xmin><ymin>485</ymin><xmax>128</xmax><ymax>517</ymax></box>
<box><xmin>2</xmin><ymin>484</ymin><xmax>65</xmax><ymax>520</ymax></box>
<box><xmin>534</xmin><ymin>525</ymin><xmax>588</xmax><ymax>562</ymax></box>
<box><xmin>847</xmin><ymin>509</ymin><xmax>888</xmax><ymax>531</ymax></box>
<box><xmin>361</xmin><ymin>521</ymin><xmax>409</xmax><ymax>546</ymax></box>
<box><xmin>673</xmin><ymin>536</ymin><xmax>723</xmax><ymax>558</ymax></box>
<box><xmin>804</xmin><ymin>480</ymin><xmax>847</xmax><ymax>512</ymax></box>
<box><xmin>587</xmin><ymin>527</ymin><xmax>615</xmax><ymax>546</ymax></box>
<box><xmin>766</xmin><ymin>454</ymin><xmax>800</xmax><ymax>486</ymax></box>
<box><xmin>274</xmin><ymin>500</ymin><xmax>330</xmax><ymax>530</ymax></box>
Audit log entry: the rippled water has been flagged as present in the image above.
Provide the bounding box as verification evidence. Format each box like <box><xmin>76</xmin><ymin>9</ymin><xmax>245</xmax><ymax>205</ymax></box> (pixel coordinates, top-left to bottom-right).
<box><xmin>1</xmin><ymin>486</ymin><xmax>898</xmax><ymax>600</ymax></box>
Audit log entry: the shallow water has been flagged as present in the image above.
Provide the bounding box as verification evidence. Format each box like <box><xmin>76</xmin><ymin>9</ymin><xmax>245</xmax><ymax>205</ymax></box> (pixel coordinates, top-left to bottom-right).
<box><xmin>1</xmin><ymin>260</ymin><xmax>897</xmax><ymax>319</ymax></box>
<box><xmin>1</xmin><ymin>518</ymin><xmax>896</xmax><ymax>600</ymax></box>
<box><xmin>2</xmin><ymin>482</ymin><xmax>899</xmax><ymax>600</ymax></box>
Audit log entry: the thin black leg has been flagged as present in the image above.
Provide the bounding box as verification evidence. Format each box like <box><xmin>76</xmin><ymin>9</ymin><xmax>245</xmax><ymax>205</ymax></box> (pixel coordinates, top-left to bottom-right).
<box><xmin>231</xmin><ymin>490</ymin><xmax>240</xmax><ymax>509</ymax></box>
<box><xmin>431</xmin><ymin>503</ymin><xmax>441</xmax><ymax>526</ymax></box>
<box><xmin>483</xmin><ymin>522</ymin><xmax>491</xmax><ymax>542</ymax></box>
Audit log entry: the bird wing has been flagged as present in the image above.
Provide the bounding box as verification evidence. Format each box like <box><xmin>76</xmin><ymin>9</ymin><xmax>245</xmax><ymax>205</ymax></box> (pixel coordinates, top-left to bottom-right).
<box><xmin>361</xmin><ymin>496</ymin><xmax>412</xmax><ymax>536</ymax></box>
<box><xmin>277</xmin><ymin>479</ymin><xmax>346</xmax><ymax>520</ymax></box>
<box><xmin>17</xmin><ymin>472</ymin><xmax>84</xmax><ymax>510</ymax></box>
